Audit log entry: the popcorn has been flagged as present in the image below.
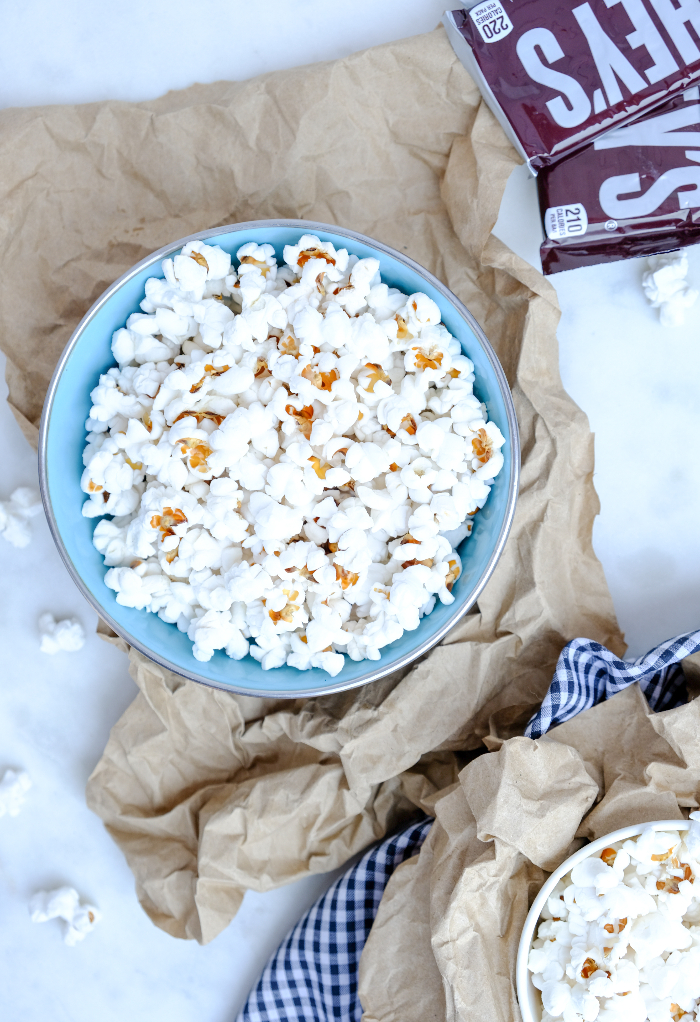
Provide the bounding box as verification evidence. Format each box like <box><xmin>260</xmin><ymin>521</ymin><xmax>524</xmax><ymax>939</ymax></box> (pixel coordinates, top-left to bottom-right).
<box><xmin>643</xmin><ymin>251</ymin><xmax>699</xmax><ymax>328</ymax></box>
<box><xmin>0</xmin><ymin>486</ymin><xmax>43</xmax><ymax>548</ymax></box>
<box><xmin>83</xmin><ymin>235</ymin><xmax>505</xmax><ymax>673</ymax></box>
<box><xmin>163</xmin><ymin>241</ymin><xmax>232</xmax><ymax>303</ymax></box>
<box><xmin>0</xmin><ymin>769</ymin><xmax>31</xmax><ymax>818</ymax></box>
<box><xmin>29</xmin><ymin>887</ymin><xmax>101</xmax><ymax>946</ymax></box>
<box><xmin>528</xmin><ymin>825</ymin><xmax>700</xmax><ymax>1022</ymax></box>
<box><xmin>187</xmin><ymin>608</ymin><xmax>238</xmax><ymax>662</ymax></box>
<box><xmin>38</xmin><ymin>613</ymin><xmax>86</xmax><ymax>654</ymax></box>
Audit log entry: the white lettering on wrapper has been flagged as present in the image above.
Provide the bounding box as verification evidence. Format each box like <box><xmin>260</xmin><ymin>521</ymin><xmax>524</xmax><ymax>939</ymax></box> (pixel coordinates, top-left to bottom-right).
<box><xmin>469</xmin><ymin>1</ymin><xmax>514</xmax><ymax>43</ymax></box>
<box><xmin>544</xmin><ymin>203</ymin><xmax>589</xmax><ymax>239</ymax></box>
<box><xmin>470</xmin><ymin>1</ymin><xmax>512</xmax><ymax>42</ymax></box>
<box><xmin>599</xmin><ymin>166</ymin><xmax>700</xmax><ymax>216</ymax></box>
<box><xmin>516</xmin><ymin>28</ymin><xmax>592</xmax><ymax>127</ymax></box>
<box><xmin>573</xmin><ymin>2</ymin><xmax>647</xmax><ymax>105</ymax></box>
<box><xmin>593</xmin><ymin>87</ymin><xmax>608</xmax><ymax>111</ymax></box>
<box><xmin>649</xmin><ymin>0</ymin><xmax>700</xmax><ymax>65</ymax></box>
<box><xmin>606</xmin><ymin>0</ymin><xmax>679</xmax><ymax>84</ymax></box>
<box><xmin>594</xmin><ymin>102</ymin><xmax>700</xmax><ymax>148</ymax></box>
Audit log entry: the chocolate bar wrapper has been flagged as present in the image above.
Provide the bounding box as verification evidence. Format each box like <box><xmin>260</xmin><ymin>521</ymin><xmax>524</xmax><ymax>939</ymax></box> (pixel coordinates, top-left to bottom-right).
<box><xmin>538</xmin><ymin>86</ymin><xmax>700</xmax><ymax>273</ymax></box>
<box><xmin>443</xmin><ymin>1</ymin><xmax>700</xmax><ymax>172</ymax></box>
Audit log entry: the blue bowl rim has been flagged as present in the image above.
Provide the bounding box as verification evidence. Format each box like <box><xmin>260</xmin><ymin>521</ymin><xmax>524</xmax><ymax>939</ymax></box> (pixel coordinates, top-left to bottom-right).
<box><xmin>38</xmin><ymin>218</ymin><xmax>520</xmax><ymax>698</ymax></box>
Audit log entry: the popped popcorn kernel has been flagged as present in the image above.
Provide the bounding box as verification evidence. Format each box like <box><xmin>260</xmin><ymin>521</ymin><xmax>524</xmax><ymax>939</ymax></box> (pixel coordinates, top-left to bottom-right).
<box><xmin>0</xmin><ymin>486</ymin><xmax>43</xmax><ymax>548</ymax></box>
<box><xmin>395</xmin><ymin>314</ymin><xmax>413</xmax><ymax>341</ymax></box>
<box><xmin>580</xmin><ymin>958</ymin><xmax>601</xmax><ymax>980</ymax></box>
<box><xmin>409</xmin><ymin>345</ymin><xmax>444</xmax><ymax>372</ymax></box>
<box><xmin>472</xmin><ymin>427</ymin><xmax>493</xmax><ymax>465</ymax></box>
<box><xmin>308</xmin><ymin>456</ymin><xmax>331</xmax><ymax>480</ymax></box>
<box><xmin>643</xmin><ymin>251</ymin><xmax>698</xmax><ymax>328</ymax></box>
<box><xmin>300</xmin><ymin>364</ymin><xmax>338</xmax><ymax>391</ymax></box>
<box><xmin>0</xmin><ymin>769</ymin><xmax>31</xmax><ymax>818</ymax></box>
<box><xmin>286</xmin><ymin>403</ymin><xmax>314</xmax><ymax>439</ymax></box>
<box><xmin>83</xmin><ymin>235</ymin><xmax>505</xmax><ymax>673</ymax></box>
<box><xmin>335</xmin><ymin>564</ymin><xmax>359</xmax><ymax>590</ymax></box>
<box><xmin>190</xmin><ymin>251</ymin><xmax>209</xmax><ymax>271</ymax></box>
<box><xmin>151</xmin><ymin>507</ymin><xmax>187</xmax><ymax>539</ymax></box>
<box><xmin>445</xmin><ymin>557</ymin><xmax>461</xmax><ymax>591</ymax></box>
<box><xmin>361</xmin><ymin>363</ymin><xmax>390</xmax><ymax>393</ymax></box>
<box><xmin>29</xmin><ymin>887</ymin><xmax>101</xmax><ymax>946</ymax></box>
<box><xmin>38</xmin><ymin>613</ymin><xmax>86</xmax><ymax>654</ymax></box>
<box><xmin>173</xmin><ymin>409</ymin><xmax>225</xmax><ymax>427</ymax></box>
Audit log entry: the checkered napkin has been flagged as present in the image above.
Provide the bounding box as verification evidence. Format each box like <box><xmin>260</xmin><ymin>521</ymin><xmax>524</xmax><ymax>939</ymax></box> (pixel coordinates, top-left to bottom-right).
<box><xmin>237</xmin><ymin>816</ymin><xmax>432</xmax><ymax>1022</ymax></box>
<box><xmin>237</xmin><ymin>629</ymin><xmax>699</xmax><ymax>1022</ymax></box>
<box><xmin>524</xmin><ymin>629</ymin><xmax>700</xmax><ymax>739</ymax></box>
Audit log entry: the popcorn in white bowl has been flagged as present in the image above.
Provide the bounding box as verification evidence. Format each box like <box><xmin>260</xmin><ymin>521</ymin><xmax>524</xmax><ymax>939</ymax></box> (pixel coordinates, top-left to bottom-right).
<box><xmin>518</xmin><ymin>818</ymin><xmax>700</xmax><ymax>1022</ymax></box>
<box><xmin>80</xmin><ymin>235</ymin><xmax>506</xmax><ymax>676</ymax></box>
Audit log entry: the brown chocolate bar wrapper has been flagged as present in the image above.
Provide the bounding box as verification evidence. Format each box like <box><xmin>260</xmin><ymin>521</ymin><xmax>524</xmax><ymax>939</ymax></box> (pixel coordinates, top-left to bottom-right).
<box><xmin>444</xmin><ymin>1</ymin><xmax>700</xmax><ymax>171</ymax></box>
<box><xmin>539</xmin><ymin>86</ymin><xmax>700</xmax><ymax>273</ymax></box>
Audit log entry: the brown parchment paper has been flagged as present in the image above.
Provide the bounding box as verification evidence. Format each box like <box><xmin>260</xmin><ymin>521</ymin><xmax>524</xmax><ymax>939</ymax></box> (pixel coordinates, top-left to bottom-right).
<box><xmin>0</xmin><ymin>27</ymin><xmax>624</xmax><ymax>943</ymax></box>
<box><xmin>359</xmin><ymin>682</ymin><xmax>700</xmax><ymax>1022</ymax></box>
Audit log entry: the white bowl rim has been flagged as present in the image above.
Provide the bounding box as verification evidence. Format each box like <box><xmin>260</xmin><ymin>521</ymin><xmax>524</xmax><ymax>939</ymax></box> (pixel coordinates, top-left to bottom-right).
<box><xmin>38</xmin><ymin>218</ymin><xmax>520</xmax><ymax>698</ymax></box>
<box><xmin>516</xmin><ymin>819</ymin><xmax>692</xmax><ymax>1022</ymax></box>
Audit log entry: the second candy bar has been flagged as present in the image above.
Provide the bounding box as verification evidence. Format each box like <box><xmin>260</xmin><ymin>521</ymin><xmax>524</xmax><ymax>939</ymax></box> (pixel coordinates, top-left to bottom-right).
<box><xmin>538</xmin><ymin>86</ymin><xmax>700</xmax><ymax>273</ymax></box>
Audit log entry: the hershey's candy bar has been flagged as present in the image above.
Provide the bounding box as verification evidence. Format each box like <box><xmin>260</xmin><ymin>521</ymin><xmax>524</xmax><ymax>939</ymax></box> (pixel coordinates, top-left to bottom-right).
<box><xmin>443</xmin><ymin>1</ymin><xmax>700</xmax><ymax>171</ymax></box>
<box><xmin>538</xmin><ymin>87</ymin><xmax>700</xmax><ymax>272</ymax></box>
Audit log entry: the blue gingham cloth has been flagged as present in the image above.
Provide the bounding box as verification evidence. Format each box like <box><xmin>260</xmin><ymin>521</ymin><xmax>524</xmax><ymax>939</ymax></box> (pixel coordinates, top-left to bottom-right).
<box><xmin>237</xmin><ymin>628</ymin><xmax>698</xmax><ymax>1022</ymax></box>
<box><xmin>237</xmin><ymin>816</ymin><xmax>432</xmax><ymax>1022</ymax></box>
<box><xmin>525</xmin><ymin>628</ymin><xmax>700</xmax><ymax>739</ymax></box>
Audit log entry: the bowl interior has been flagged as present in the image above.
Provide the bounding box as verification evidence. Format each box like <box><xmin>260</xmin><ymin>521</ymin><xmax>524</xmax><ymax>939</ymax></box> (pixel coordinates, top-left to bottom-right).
<box><xmin>44</xmin><ymin>223</ymin><xmax>516</xmax><ymax>696</ymax></box>
<box><xmin>516</xmin><ymin>821</ymin><xmax>691</xmax><ymax>1022</ymax></box>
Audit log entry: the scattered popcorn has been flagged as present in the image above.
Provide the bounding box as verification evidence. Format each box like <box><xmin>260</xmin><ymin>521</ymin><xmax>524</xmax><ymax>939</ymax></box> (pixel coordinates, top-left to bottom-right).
<box><xmin>0</xmin><ymin>487</ymin><xmax>42</xmax><ymax>548</ymax></box>
<box><xmin>29</xmin><ymin>887</ymin><xmax>101</xmax><ymax>946</ymax></box>
<box><xmin>643</xmin><ymin>251</ymin><xmax>698</xmax><ymax>328</ymax></box>
<box><xmin>38</xmin><ymin>613</ymin><xmax>86</xmax><ymax>654</ymax></box>
<box><xmin>528</xmin><ymin>816</ymin><xmax>700</xmax><ymax>1022</ymax></box>
<box><xmin>0</xmin><ymin>769</ymin><xmax>31</xmax><ymax>818</ymax></box>
<box><xmin>82</xmin><ymin>236</ymin><xmax>505</xmax><ymax>674</ymax></box>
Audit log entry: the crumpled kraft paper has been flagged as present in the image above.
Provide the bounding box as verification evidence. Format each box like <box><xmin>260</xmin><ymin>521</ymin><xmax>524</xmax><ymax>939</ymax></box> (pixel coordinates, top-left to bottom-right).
<box><xmin>0</xmin><ymin>27</ymin><xmax>624</xmax><ymax>943</ymax></box>
<box><xmin>359</xmin><ymin>682</ymin><xmax>700</xmax><ymax>1022</ymax></box>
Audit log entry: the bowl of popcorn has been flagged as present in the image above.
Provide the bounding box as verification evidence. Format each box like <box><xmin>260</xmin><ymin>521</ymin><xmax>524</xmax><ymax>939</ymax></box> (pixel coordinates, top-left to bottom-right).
<box><xmin>517</xmin><ymin>817</ymin><xmax>700</xmax><ymax>1022</ymax></box>
<box><xmin>39</xmin><ymin>220</ymin><xmax>518</xmax><ymax>696</ymax></box>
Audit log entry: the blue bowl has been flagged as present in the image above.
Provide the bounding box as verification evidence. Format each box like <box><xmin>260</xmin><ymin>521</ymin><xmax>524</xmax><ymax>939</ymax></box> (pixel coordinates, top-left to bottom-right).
<box><xmin>39</xmin><ymin>220</ymin><xmax>519</xmax><ymax>697</ymax></box>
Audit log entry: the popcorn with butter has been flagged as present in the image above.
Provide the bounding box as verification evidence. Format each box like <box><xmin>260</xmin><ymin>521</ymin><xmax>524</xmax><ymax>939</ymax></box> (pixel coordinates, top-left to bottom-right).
<box><xmin>82</xmin><ymin>237</ymin><xmax>505</xmax><ymax>673</ymax></box>
<box><xmin>529</xmin><ymin>818</ymin><xmax>700</xmax><ymax>1022</ymax></box>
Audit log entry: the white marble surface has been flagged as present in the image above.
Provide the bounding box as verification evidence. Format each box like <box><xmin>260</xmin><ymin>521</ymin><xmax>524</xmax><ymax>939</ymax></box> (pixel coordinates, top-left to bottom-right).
<box><xmin>493</xmin><ymin>167</ymin><xmax>700</xmax><ymax>655</ymax></box>
<box><xmin>0</xmin><ymin>0</ymin><xmax>449</xmax><ymax>108</ymax></box>
<box><xmin>2</xmin><ymin>2</ymin><xmax>700</xmax><ymax>1019</ymax></box>
<box><xmin>0</xmin><ymin>355</ymin><xmax>349</xmax><ymax>1019</ymax></box>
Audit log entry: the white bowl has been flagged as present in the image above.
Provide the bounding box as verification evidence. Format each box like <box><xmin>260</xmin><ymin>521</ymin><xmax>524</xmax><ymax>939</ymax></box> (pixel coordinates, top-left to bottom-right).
<box><xmin>516</xmin><ymin>820</ymin><xmax>691</xmax><ymax>1022</ymax></box>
